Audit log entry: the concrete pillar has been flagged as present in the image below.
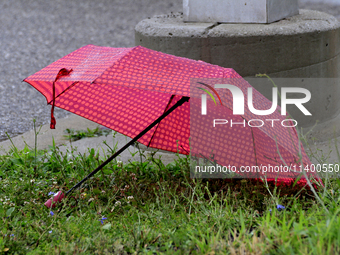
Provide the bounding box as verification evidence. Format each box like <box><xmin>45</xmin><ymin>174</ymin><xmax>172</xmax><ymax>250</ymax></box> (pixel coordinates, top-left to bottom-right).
<box><xmin>183</xmin><ymin>0</ymin><xmax>298</xmax><ymax>23</ymax></box>
<box><xmin>135</xmin><ymin>10</ymin><xmax>340</xmax><ymax>141</ymax></box>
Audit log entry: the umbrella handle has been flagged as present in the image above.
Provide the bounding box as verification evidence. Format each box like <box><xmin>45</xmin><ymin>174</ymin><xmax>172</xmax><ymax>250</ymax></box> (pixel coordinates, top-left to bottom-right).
<box><xmin>65</xmin><ymin>96</ymin><xmax>190</xmax><ymax>196</ymax></box>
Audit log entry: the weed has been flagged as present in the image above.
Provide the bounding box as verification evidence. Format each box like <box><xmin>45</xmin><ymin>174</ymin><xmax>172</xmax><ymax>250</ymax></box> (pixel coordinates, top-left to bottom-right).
<box><xmin>64</xmin><ymin>127</ymin><xmax>111</xmax><ymax>142</ymax></box>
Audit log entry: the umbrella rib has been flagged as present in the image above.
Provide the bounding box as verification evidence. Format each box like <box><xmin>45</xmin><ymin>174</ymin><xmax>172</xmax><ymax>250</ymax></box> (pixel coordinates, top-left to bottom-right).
<box><xmin>250</xmin><ymin>126</ymin><xmax>259</xmax><ymax>178</ymax></box>
<box><xmin>47</xmin><ymin>81</ymin><xmax>79</xmax><ymax>105</ymax></box>
<box><xmin>91</xmin><ymin>46</ymin><xmax>138</xmax><ymax>85</ymax></box>
<box><xmin>146</xmin><ymin>95</ymin><xmax>175</xmax><ymax>148</ymax></box>
<box><xmin>64</xmin><ymin>96</ymin><xmax>190</xmax><ymax>196</ymax></box>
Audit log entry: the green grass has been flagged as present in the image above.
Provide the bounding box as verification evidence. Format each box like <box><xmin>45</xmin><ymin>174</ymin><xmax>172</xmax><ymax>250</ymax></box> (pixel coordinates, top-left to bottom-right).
<box><xmin>1</xmin><ymin>129</ymin><xmax>340</xmax><ymax>254</ymax></box>
<box><xmin>64</xmin><ymin>127</ymin><xmax>111</xmax><ymax>142</ymax></box>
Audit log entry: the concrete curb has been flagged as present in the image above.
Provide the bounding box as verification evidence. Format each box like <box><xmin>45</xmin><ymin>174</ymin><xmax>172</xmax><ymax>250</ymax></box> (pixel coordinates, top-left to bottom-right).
<box><xmin>0</xmin><ymin>114</ymin><xmax>98</xmax><ymax>154</ymax></box>
<box><xmin>0</xmin><ymin>113</ymin><xmax>183</xmax><ymax>165</ymax></box>
<box><xmin>0</xmin><ymin>112</ymin><xmax>337</xmax><ymax>165</ymax></box>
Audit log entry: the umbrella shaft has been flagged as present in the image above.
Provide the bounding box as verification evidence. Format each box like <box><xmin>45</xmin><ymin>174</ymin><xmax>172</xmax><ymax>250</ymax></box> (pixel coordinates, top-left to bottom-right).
<box><xmin>66</xmin><ymin>96</ymin><xmax>189</xmax><ymax>195</ymax></box>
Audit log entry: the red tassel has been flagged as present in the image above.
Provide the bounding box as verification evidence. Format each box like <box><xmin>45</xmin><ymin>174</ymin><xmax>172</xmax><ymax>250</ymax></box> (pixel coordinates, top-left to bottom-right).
<box><xmin>50</xmin><ymin>68</ymin><xmax>73</xmax><ymax>129</ymax></box>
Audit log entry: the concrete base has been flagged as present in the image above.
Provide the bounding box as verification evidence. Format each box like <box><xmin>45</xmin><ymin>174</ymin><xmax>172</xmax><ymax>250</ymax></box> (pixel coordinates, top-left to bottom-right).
<box><xmin>135</xmin><ymin>10</ymin><xmax>340</xmax><ymax>78</ymax></box>
<box><xmin>135</xmin><ymin>9</ymin><xmax>340</xmax><ymax>142</ymax></box>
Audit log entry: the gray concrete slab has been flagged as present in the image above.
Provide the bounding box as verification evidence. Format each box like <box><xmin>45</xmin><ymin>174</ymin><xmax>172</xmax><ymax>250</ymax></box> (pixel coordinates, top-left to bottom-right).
<box><xmin>0</xmin><ymin>114</ymin><xmax>99</xmax><ymax>154</ymax></box>
<box><xmin>0</xmin><ymin>114</ymin><xmax>183</xmax><ymax>165</ymax></box>
<box><xmin>57</xmin><ymin>133</ymin><xmax>183</xmax><ymax>165</ymax></box>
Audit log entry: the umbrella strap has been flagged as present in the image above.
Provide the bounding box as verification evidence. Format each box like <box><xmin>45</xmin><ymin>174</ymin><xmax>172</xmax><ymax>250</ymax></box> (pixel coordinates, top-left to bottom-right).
<box><xmin>66</xmin><ymin>95</ymin><xmax>190</xmax><ymax>196</ymax></box>
<box><xmin>50</xmin><ymin>82</ymin><xmax>56</xmax><ymax>129</ymax></box>
<box><xmin>50</xmin><ymin>68</ymin><xmax>73</xmax><ymax>129</ymax></box>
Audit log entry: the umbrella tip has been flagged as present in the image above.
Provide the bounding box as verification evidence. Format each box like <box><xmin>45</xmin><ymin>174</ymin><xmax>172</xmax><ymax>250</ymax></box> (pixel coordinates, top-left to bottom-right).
<box><xmin>44</xmin><ymin>191</ymin><xmax>65</xmax><ymax>208</ymax></box>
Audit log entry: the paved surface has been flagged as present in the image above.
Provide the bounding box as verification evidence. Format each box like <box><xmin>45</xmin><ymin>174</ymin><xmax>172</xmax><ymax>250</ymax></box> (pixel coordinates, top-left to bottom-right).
<box><xmin>1</xmin><ymin>0</ymin><xmax>340</xmax><ymax>165</ymax></box>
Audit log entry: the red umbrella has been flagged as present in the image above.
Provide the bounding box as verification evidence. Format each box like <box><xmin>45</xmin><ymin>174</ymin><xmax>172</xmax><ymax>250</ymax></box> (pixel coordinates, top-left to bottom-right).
<box><xmin>24</xmin><ymin>45</ymin><xmax>318</xmax><ymax>207</ymax></box>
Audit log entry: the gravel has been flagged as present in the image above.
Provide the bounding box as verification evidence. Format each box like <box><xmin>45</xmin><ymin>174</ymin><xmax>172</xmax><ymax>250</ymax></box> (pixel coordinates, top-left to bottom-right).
<box><xmin>0</xmin><ymin>0</ymin><xmax>339</xmax><ymax>141</ymax></box>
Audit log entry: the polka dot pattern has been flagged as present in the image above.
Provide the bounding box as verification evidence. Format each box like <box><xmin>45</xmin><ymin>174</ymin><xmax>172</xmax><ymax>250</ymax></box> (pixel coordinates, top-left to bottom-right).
<box><xmin>24</xmin><ymin>45</ymin><xmax>133</xmax><ymax>103</ymax></box>
<box><xmin>24</xmin><ymin>44</ymin><xmax>317</xmax><ymax>183</ymax></box>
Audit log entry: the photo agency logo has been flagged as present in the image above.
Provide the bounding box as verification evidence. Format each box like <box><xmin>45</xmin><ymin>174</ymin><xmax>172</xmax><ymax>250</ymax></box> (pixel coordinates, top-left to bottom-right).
<box><xmin>189</xmin><ymin>78</ymin><xmax>321</xmax><ymax>180</ymax></box>
<box><xmin>197</xmin><ymin>82</ymin><xmax>312</xmax><ymax>128</ymax></box>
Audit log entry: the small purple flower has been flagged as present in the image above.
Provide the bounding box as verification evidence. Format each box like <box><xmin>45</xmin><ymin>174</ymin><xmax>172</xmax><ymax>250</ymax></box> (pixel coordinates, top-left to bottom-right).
<box><xmin>269</xmin><ymin>205</ymin><xmax>285</xmax><ymax>213</ymax></box>
<box><xmin>48</xmin><ymin>191</ymin><xmax>55</xmax><ymax>196</ymax></box>
<box><xmin>99</xmin><ymin>217</ymin><xmax>107</xmax><ymax>225</ymax></box>
<box><xmin>10</xmin><ymin>234</ymin><xmax>14</xmax><ymax>237</ymax></box>
<box><xmin>277</xmin><ymin>204</ymin><xmax>285</xmax><ymax>211</ymax></box>
<box><xmin>48</xmin><ymin>230</ymin><xmax>52</xmax><ymax>234</ymax></box>
<box><xmin>50</xmin><ymin>211</ymin><xmax>54</xmax><ymax>216</ymax></box>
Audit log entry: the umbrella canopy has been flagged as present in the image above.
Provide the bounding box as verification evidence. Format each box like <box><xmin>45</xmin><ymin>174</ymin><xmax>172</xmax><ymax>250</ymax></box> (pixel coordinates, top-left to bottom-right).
<box><xmin>24</xmin><ymin>44</ymin><xmax>316</xmax><ymax>183</ymax></box>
